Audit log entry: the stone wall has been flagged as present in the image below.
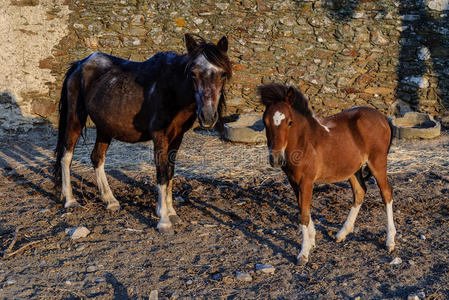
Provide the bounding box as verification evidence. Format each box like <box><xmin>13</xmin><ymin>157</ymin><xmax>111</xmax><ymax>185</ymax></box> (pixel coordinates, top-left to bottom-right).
<box><xmin>1</xmin><ymin>0</ymin><xmax>449</xmax><ymax>132</ymax></box>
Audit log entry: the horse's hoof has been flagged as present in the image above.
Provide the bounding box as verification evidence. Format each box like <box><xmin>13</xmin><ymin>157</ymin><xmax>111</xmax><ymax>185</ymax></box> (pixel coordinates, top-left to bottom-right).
<box><xmin>169</xmin><ymin>214</ymin><xmax>181</xmax><ymax>224</ymax></box>
<box><xmin>157</xmin><ymin>225</ymin><xmax>174</xmax><ymax>235</ymax></box>
<box><xmin>387</xmin><ymin>243</ymin><xmax>395</xmax><ymax>253</ymax></box>
<box><xmin>107</xmin><ymin>202</ymin><xmax>121</xmax><ymax>212</ymax></box>
<box><xmin>296</xmin><ymin>255</ymin><xmax>309</xmax><ymax>266</ymax></box>
<box><xmin>336</xmin><ymin>235</ymin><xmax>345</xmax><ymax>243</ymax></box>
<box><xmin>64</xmin><ymin>200</ymin><xmax>80</xmax><ymax>209</ymax></box>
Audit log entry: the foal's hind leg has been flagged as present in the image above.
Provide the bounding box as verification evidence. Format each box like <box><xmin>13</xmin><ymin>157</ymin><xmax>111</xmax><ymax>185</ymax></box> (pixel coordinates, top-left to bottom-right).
<box><xmin>336</xmin><ymin>170</ymin><xmax>366</xmax><ymax>242</ymax></box>
<box><xmin>91</xmin><ymin>132</ymin><xmax>120</xmax><ymax>211</ymax></box>
<box><xmin>368</xmin><ymin>157</ymin><xmax>396</xmax><ymax>252</ymax></box>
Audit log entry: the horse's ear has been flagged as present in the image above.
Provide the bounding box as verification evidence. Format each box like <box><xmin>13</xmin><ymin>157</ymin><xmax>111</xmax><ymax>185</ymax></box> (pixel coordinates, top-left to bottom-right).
<box><xmin>185</xmin><ymin>33</ymin><xmax>198</xmax><ymax>55</ymax></box>
<box><xmin>217</xmin><ymin>36</ymin><xmax>228</xmax><ymax>52</ymax></box>
<box><xmin>285</xmin><ymin>86</ymin><xmax>296</xmax><ymax>105</ymax></box>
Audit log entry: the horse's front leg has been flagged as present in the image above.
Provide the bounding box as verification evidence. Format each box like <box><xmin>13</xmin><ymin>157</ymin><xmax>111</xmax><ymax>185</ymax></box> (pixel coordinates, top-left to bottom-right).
<box><xmin>153</xmin><ymin>134</ymin><xmax>174</xmax><ymax>235</ymax></box>
<box><xmin>165</xmin><ymin>134</ymin><xmax>184</xmax><ymax>224</ymax></box>
<box><xmin>297</xmin><ymin>178</ymin><xmax>315</xmax><ymax>265</ymax></box>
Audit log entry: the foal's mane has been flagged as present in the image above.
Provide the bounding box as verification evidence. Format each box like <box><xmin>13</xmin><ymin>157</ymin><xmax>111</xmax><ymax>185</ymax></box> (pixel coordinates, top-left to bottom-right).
<box><xmin>258</xmin><ymin>83</ymin><xmax>313</xmax><ymax>118</ymax></box>
<box><xmin>185</xmin><ymin>34</ymin><xmax>232</xmax><ymax>80</ymax></box>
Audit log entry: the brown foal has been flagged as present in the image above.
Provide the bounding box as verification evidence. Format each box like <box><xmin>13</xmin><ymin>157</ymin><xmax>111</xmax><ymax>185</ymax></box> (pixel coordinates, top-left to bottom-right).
<box><xmin>258</xmin><ymin>83</ymin><xmax>396</xmax><ymax>264</ymax></box>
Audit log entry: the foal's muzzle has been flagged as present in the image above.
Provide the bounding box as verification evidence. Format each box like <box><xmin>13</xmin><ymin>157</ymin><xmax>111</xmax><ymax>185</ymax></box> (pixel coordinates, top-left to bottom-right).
<box><xmin>198</xmin><ymin>107</ymin><xmax>218</xmax><ymax>129</ymax></box>
<box><xmin>269</xmin><ymin>150</ymin><xmax>286</xmax><ymax>168</ymax></box>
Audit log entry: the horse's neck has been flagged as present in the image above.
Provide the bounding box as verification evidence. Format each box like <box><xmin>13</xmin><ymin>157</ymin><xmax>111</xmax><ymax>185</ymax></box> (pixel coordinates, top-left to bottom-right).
<box><xmin>289</xmin><ymin>112</ymin><xmax>323</xmax><ymax>150</ymax></box>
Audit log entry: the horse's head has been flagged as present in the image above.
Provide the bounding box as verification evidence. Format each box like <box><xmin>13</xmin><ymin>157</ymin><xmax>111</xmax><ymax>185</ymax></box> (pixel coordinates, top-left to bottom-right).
<box><xmin>259</xmin><ymin>84</ymin><xmax>310</xmax><ymax>168</ymax></box>
<box><xmin>185</xmin><ymin>34</ymin><xmax>232</xmax><ymax>129</ymax></box>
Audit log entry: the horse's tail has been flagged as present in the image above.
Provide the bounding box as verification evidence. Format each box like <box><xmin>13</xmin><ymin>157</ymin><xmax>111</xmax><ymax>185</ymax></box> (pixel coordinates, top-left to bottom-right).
<box><xmin>54</xmin><ymin>61</ymin><xmax>82</xmax><ymax>186</ymax></box>
<box><xmin>387</xmin><ymin>116</ymin><xmax>394</xmax><ymax>154</ymax></box>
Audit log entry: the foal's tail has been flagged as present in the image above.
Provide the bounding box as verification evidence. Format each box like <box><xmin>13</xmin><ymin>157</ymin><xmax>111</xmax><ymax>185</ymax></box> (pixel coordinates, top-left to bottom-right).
<box><xmin>54</xmin><ymin>61</ymin><xmax>82</xmax><ymax>186</ymax></box>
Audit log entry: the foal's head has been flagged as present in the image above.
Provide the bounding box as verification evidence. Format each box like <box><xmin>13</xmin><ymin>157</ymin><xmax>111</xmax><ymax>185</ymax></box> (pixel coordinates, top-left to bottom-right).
<box><xmin>258</xmin><ymin>84</ymin><xmax>312</xmax><ymax>168</ymax></box>
<box><xmin>185</xmin><ymin>34</ymin><xmax>232</xmax><ymax>129</ymax></box>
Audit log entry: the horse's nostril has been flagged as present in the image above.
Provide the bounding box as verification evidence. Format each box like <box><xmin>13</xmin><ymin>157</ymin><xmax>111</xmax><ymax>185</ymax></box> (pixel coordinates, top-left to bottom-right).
<box><xmin>199</xmin><ymin>110</ymin><xmax>205</xmax><ymax>121</ymax></box>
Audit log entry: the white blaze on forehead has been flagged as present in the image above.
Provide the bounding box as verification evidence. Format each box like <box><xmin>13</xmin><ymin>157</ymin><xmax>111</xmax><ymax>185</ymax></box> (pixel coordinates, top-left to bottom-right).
<box><xmin>194</xmin><ymin>54</ymin><xmax>222</xmax><ymax>73</ymax></box>
<box><xmin>273</xmin><ymin>111</ymin><xmax>286</xmax><ymax>126</ymax></box>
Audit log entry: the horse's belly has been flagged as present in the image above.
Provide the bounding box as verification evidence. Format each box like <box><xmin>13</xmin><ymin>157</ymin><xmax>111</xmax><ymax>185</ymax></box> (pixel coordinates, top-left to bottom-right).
<box><xmin>315</xmin><ymin>159</ymin><xmax>364</xmax><ymax>183</ymax></box>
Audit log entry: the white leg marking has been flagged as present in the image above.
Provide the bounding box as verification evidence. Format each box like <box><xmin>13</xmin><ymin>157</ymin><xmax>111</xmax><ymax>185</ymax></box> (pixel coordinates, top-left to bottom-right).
<box><xmin>166</xmin><ymin>180</ymin><xmax>176</xmax><ymax>216</ymax></box>
<box><xmin>156</xmin><ymin>184</ymin><xmax>173</xmax><ymax>234</ymax></box>
<box><xmin>308</xmin><ymin>217</ymin><xmax>316</xmax><ymax>248</ymax></box>
<box><xmin>386</xmin><ymin>201</ymin><xmax>396</xmax><ymax>252</ymax></box>
<box><xmin>297</xmin><ymin>224</ymin><xmax>312</xmax><ymax>264</ymax></box>
<box><xmin>95</xmin><ymin>161</ymin><xmax>120</xmax><ymax>211</ymax></box>
<box><xmin>61</xmin><ymin>150</ymin><xmax>77</xmax><ymax>208</ymax></box>
<box><xmin>336</xmin><ymin>204</ymin><xmax>361</xmax><ymax>242</ymax></box>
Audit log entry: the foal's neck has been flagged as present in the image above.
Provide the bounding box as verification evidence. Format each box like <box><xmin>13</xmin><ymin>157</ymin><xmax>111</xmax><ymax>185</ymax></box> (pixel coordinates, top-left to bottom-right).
<box><xmin>290</xmin><ymin>109</ymin><xmax>327</xmax><ymax>147</ymax></box>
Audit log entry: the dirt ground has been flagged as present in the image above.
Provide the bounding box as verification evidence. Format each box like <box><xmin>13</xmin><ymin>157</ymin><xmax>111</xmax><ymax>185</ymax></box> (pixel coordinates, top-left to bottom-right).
<box><xmin>0</xmin><ymin>125</ymin><xmax>448</xmax><ymax>299</ymax></box>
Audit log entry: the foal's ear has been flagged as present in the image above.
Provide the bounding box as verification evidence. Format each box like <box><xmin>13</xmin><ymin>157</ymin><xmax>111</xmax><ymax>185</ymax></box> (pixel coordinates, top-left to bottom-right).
<box><xmin>285</xmin><ymin>86</ymin><xmax>296</xmax><ymax>105</ymax></box>
<box><xmin>217</xmin><ymin>36</ymin><xmax>228</xmax><ymax>52</ymax></box>
<box><xmin>185</xmin><ymin>33</ymin><xmax>198</xmax><ymax>55</ymax></box>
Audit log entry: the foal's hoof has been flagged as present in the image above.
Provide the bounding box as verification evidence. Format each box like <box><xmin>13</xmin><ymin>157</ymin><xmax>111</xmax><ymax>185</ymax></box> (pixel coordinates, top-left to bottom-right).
<box><xmin>157</xmin><ymin>225</ymin><xmax>174</xmax><ymax>235</ymax></box>
<box><xmin>169</xmin><ymin>214</ymin><xmax>181</xmax><ymax>224</ymax></box>
<box><xmin>64</xmin><ymin>200</ymin><xmax>80</xmax><ymax>209</ymax></box>
<box><xmin>106</xmin><ymin>202</ymin><xmax>121</xmax><ymax>212</ymax></box>
<box><xmin>296</xmin><ymin>255</ymin><xmax>309</xmax><ymax>266</ymax></box>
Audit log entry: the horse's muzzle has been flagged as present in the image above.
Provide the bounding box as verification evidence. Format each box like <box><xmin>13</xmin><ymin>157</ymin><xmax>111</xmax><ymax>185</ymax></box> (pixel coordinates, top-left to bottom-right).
<box><xmin>269</xmin><ymin>151</ymin><xmax>286</xmax><ymax>168</ymax></box>
<box><xmin>198</xmin><ymin>108</ymin><xmax>218</xmax><ymax>129</ymax></box>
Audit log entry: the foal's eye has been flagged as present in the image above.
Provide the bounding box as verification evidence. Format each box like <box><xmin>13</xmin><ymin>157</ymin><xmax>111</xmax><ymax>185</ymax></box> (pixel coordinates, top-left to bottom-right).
<box><xmin>220</xmin><ymin>73</ymin><xmax>226</xmax><ymax>80</ymax></box>
<box><xmin>288</xmin><ymin>120</ymin><xmax>293</xmax><ymax>127</ymax></box>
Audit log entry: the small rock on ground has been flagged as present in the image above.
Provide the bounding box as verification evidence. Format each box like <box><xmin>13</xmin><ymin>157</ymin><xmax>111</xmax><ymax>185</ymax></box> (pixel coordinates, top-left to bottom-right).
<box><xmin>235</xmin><ymin>271</ymin><xmax>252</xmax><ymax>282</ymax></box>
<box><xmin>65</xmin><ymin>227</ymin><xmax>90</xmax><ymax>240</ymax></box>
<box><xmin>390</xmin><ymin>257</ymin><xmax>402</xmax><ymax>265</ymax></box>
<box><xmin>408</xmin><ymin>291</ymin><xmax>425</xmax><ymax>300</ymax></box>
<box><xmin>149</xmin><ymin>290</ymin><xmax>158</xmax><ymax>300</ymax></box>
<box><xmin>87</xmin><ymin>265</ymin><xmax>97</xmax><ymax>272</ymax></box>
<box><xmin>255</xmin><ymin>263</ymin><xmax>275</xmax><ymax>274</ymax></box>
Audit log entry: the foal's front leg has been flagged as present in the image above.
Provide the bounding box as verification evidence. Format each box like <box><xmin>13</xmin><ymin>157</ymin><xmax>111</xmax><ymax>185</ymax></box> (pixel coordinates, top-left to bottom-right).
<box><xmin>296</xmin><ymin>179</ymin><xmax>316</xmax><ymax>265</ymax></box>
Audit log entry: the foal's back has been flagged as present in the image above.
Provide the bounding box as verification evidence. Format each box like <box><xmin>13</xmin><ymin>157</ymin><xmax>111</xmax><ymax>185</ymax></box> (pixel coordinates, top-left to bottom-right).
<box><xmin>314</xmin><ymin>107</ymin><xmax>391</xmax><ymax>182</ymax></box>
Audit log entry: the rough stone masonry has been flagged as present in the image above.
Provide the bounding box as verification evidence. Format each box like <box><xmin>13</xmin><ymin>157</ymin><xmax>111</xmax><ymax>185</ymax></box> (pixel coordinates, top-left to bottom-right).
<box><xmin>1</xmin><ymin>0</ymin><xmax>448</xmax><ymax>133</ymax></box>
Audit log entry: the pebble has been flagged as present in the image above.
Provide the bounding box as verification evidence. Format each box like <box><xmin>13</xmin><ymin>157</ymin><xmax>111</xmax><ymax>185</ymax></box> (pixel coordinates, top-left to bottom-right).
<box><xmin>407</xmin><ymin>292</ymin><xmax>425</xmax><ymax>300</ymax></box>
<box><xmin>76</xmin><ymin>245</ymin><xmax>86</xmax><ymax>251</ymax></box>
<box><xmin>149</xmin><ymin>290</ymin><xmax>158</xmax><ymax>300</ymax></box>
<box><xmin>6</xmin><ymin>279</ymin><xmax>16</xmax><ymax>285</ymax></box>
<box><xmin>255</xmin><ymin>263</ymin><xmax>275</xmax><ymax>274</ymax></box>
<box><xmin>186</xmin><ymin>279</ymin><xmax>193</xmax><ymax>285</ymax></box>
<box><xmin>87</xmin><ymin>265</ymin><xmax>97</xmax><ymax>272</ymax></box>
<box><xmin>65</xmin><ymin>280</ymin><xmax>72</xmax><ymax>285</ymax></box>
<box><xmin>235</xmin><ymin>271</ymin><xmax>252</xmax><ymax>282</ymax></box>
<box><xmin>94</xmin><ymin>278</ymin><xmax>105</xmax><ymax>283</ymax></box>
<box><xmin>34</xmin><ymin>208</ymin><xmax>50</xmax><ymax>215</ymax></box>
<box><xmin>390</xmin><ymin>257</ymin><xmax>402</xmax><ymax>265</ymax></box>
<box><xmin>66</xmin><ymin>227</ymin><xmax>90</xmax><ymax>240</ymax></box>
<box><xmin>420</xmin><ymin>234</ymin><xmax>426</xmax><ymax>240</ymax></box>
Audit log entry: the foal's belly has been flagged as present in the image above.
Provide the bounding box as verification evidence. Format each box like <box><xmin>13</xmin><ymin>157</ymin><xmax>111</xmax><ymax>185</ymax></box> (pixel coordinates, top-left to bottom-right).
<box><xmin>315</xmin><ymin>157</ymin><xmax>365</xmax><ymax>183</ymax></box>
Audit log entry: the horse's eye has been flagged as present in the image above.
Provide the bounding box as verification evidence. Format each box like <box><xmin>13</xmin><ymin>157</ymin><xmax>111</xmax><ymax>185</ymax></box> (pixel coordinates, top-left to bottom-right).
<box><xmin>220</xmin><ymin>73</ymin><xmax>226</xmax><ymax>80</ymax></box>
<box><xmin>288</xmin><ymin>120</ymin><xmax>293</xmax><ymax>127</ymax></box>
<box><xmin>191</xmin><ymin>72</ymin><xmax>197</xmax><ymax>79</ymax></box>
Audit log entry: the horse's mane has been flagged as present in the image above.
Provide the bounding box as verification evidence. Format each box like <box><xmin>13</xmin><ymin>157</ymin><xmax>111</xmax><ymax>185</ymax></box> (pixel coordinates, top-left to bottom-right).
<box><xmin>186</xmin><ymin>34</ymin><xmax>232</xmax><ymax>80</ymax></box>
<box><xmin>258</xmin><ymin>83</ymin><xmax>313</xmax><ymax>118</ymax></box>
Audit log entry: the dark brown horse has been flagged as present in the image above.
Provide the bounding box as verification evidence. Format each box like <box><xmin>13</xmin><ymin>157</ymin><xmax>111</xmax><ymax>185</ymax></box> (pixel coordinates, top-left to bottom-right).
<box><xmin>54</xmin><ymin>34</ymin><xmax>231</xmax><ymax>234</ymax></box>
<box><xmin>258</xmin><ymin>83</ymin><xmax>396</xmax><ymax>264</ymax></box>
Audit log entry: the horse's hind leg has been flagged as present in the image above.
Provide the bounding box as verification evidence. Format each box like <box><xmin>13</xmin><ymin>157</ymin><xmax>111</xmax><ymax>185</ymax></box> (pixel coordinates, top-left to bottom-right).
<box><xmin>60</xmin><ymin>81</ymin><xmax>87</xmax><ymax>208</ymax></box>
<box><xmin>91</xmin><ymin>132</ymin><xmax>120</xmax><ymax>211</ymax></box>
<box><xmin>336</xmin><ymin>170</ymin><xmax>366</xmax><ymax>242</ymax></box>
<box><xmin>368</xmin><ymin>156</ymin><xmax>396</xmax><ymax>252</ymax></box>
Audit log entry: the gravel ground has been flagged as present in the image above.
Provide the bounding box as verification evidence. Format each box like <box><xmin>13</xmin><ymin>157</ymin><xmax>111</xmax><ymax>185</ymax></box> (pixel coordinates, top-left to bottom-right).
<box><xmin>0</xmin><ymin>125</ymin><xmax>448</xmax><ymax>299</ymax></box>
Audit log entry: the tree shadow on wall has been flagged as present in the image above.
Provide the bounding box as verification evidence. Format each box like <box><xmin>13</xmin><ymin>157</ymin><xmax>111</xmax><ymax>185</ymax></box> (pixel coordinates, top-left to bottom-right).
<box><xmin>325</xmin><ymin>0</ymin><xmax>449</xmax><ymax>112</ymax></box>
